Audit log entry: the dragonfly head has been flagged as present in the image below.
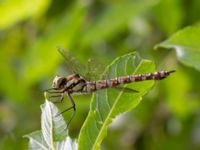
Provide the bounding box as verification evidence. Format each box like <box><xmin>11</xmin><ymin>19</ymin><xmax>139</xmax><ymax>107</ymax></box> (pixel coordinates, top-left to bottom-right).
<box><xmin>52</xmin><ymin>75</ymin><xmax>67</xmax><ymax>89</ymax></box>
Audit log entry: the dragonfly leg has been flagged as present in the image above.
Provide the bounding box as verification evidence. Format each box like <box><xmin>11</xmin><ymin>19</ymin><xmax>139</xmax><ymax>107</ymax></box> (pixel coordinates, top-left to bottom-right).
<box><xmin>65</xmin><ymin>109</ymin><xmax>76</xmax><ymax>130</ymax></box>
<box><xmin>65</xmin><ymin>93</ymin><xmax>76</xmax><ymax>129</ymax></box>
<box><xmin>55</xmin><ymin>93</ymin><xmax>76</xmax><ymax>129</ymax></box>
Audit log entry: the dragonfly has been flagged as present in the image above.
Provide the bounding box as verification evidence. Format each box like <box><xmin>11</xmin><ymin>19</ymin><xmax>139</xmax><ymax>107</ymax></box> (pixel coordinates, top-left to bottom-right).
<box><xmin>45</xmin><ymin>46</ymin><xmax>175</xmax><ymax>129</ymax></box>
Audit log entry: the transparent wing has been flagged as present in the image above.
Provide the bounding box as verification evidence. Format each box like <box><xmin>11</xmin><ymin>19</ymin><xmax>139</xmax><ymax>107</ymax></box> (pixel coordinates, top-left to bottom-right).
<box><xmin>57</xmin><ymin>46</ymin><xmax>105</xmax><ymax>80</ymax></box>
<box><xmin>57</xmin><ymin>46</ymin><xmax>87</xmax><ymax>75</ymax></box>
<box><xmin>85</xmin><ymin>58</ymin><xmax>105</xmax><ymax>81</ymax></box>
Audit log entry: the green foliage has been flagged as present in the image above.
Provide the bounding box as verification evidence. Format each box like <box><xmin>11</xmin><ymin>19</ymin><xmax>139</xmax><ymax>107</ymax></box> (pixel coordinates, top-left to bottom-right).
<box><xmin>1</xmin><ymin>0</ymin><xmax>200</xmax><ymax>150</ymax></box>
<box><xmin>0</xmin><ymin>0</ymin><xmax>50</xmax><ymax>29</ymax></box>
<box><xmin>79</xmin><ymin>0</ymin><xmax>158</xmax><ymax>49</ymax></box>
<box><xmin>152</xmin><ymin>0</ymin><xmax>183</xmax><ymax>35</ymax></box>
<box><xmin>155</xmin><ymin>25</ymin><xmax>200</xmax><ymax>119</ymax></box>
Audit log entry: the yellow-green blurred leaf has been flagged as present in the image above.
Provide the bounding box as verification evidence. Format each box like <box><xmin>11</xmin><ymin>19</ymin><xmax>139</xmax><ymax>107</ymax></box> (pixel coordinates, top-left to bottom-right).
<box><xmin>0</xmin><ymin>0</ymin><xmax>50</xmax><ymax>29</ymax></box>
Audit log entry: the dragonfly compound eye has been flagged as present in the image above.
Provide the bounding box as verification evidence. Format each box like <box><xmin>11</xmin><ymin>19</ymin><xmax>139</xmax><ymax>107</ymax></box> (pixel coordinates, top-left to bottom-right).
<box><xmin>58</xmin><ymin>78</ymin><xmax>67</xmax><ymax>88</ymax></box>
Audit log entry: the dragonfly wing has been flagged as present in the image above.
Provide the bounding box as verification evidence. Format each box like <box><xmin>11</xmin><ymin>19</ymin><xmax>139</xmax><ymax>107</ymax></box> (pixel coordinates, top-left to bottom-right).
<box><xmin>57</xmin><ymin>46</ymin><xmax>86</xmax><ymax>75</ymax></box>
<box><xmin>57</xmin><ymin>46</ymin><xmax>105</xmax><ymax>80</ymax></box>
<box><xmin>85</xmin><ymin>58</ymin><xmax>105</xmax><ymax>80</ymax></box>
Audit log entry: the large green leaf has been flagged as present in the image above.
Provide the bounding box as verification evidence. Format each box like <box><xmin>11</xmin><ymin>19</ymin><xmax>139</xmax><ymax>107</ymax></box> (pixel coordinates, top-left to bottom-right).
<box><xmin>78</xmin><ymin>52</ymin><xmax>156</xmax><ymax>150</ymax></box>
<box><xmin>24</xmin><ymin>99</ymin><xmax>77</xmax><ymax>150</ymax></box>
<box><xmin>155</xmin><ymin>24</ymin><xmax>200</xmax><ymax>71</ymax></box>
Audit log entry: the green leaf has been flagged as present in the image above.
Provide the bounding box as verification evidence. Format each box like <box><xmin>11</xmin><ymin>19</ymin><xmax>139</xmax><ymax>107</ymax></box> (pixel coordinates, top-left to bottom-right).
<box><xmin>41</xmin><ymin>99</ymin><xmax>69</xmax><ymax>142</ymax></box>
<box><xmin>155</xmin><ymin>24</ymin><xmax>200</xmax><ymax>71</ymax></box>
<box><xmin>78</xmin><ymin>52</ymin><xmax>156</xmax><ymax>150</ymax></box>
<box><xmin>24</xmin><ymin>99</ymin><xmax>77</xmax><ymax>150</ymax></box>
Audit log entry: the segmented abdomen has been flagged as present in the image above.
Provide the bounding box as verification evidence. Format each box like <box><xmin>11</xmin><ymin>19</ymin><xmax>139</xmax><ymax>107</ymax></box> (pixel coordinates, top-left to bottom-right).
<box><xmin>84</xmin><ymin>70</ymin><xmax>175</xmax><ymax>92</ymax></box>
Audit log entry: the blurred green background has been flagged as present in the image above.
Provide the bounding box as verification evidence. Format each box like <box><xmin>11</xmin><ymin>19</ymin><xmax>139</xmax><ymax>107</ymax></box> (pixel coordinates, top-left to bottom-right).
<box><xmin>1</xmin><ymin>0</ymin><xmax>200</xmax><ymax>149</ymax></box>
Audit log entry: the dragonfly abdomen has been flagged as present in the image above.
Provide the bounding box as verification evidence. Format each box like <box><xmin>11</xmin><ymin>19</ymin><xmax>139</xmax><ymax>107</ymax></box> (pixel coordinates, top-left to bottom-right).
<box><xmin>129</xmin><ymin>70</ymin><xmax>175</xmax><ymax>81</ymax></box>
<box><xmin>84</xmin><ymin>70</ymin><xmax>175</xmax><ymax>92</ymax></box>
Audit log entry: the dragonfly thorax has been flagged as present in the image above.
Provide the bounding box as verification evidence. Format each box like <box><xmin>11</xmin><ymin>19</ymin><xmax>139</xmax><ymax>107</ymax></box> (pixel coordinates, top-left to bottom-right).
<box><xmin>52</xmin><ymin>75</ymin><xmax>67</xmax><ymax>89</ymax></box>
